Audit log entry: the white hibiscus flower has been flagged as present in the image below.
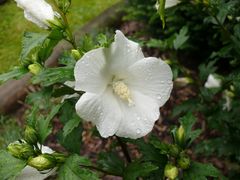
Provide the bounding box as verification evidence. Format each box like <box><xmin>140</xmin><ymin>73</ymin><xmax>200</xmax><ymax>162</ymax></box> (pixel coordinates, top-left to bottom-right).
<box><xmin>15</xmin><ymin>0</ymin><xmax>56</xmax><ymax>29</ymax></box>
<box><xmin>204</xmin><ymin>74</ymin><xmax>221</xmax><ymax>89</ymax></box>
<box><xmin>74</xmin><ymin>30</ymin><xmax>173</xmax><ymax>139</ymax></box>
<box><xmin>155</xmin><ymin>0</ymin><xmax>180</xmax><ymax>10</ymax></box>
<box><xmin>16</xmin><ymin>145</ymin><xmax>55</xmax><ymax>180</ymax></box>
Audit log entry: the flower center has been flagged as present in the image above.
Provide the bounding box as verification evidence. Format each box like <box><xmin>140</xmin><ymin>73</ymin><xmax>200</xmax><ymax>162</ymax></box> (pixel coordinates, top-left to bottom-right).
<box><xmin>112</xmin><ymin>80</ymin><xmax>133</xmax><ymax>106</ymax></box>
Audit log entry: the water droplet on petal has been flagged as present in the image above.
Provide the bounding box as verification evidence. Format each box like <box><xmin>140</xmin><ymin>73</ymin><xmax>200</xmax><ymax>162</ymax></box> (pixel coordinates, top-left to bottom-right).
<box><xmin>136</xmin><ymin>128</ymin><xmax>141</xmax><ymax>134</ymax></box>
<box><xmin>157</xmin><ymin>96</ymin><xmax>162</xmax><ymax>100</ymax></box>
<box><xmin>137</xmin><ymin>117</ymin><xmax>141</xmax><ymax>121</ymax></box>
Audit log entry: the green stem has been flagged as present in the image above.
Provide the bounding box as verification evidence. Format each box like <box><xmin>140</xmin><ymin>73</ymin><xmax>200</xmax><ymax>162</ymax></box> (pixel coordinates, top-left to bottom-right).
<box><xmin>51</xmin><ymin>0</ymin><xmax>77</xmax><ymax>49</ymax></box>
<box><xmin>116</xmin><ymin>136</ymin><xmax>132</xmax><ymax>163</ymax></box>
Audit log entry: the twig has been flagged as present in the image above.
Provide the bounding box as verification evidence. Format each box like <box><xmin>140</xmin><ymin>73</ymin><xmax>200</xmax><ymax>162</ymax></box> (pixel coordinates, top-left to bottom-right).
<box><xmin>116</xmin><ymin>136</ymin><xmax>132</xmax><ymax>163</ymax></box>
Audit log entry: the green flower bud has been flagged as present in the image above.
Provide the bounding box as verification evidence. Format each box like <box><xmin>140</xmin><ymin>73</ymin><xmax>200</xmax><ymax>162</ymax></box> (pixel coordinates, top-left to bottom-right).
<box><xmin>169</xmin><ymin>144</ymin><xmax>180</xmax><ymax>157</ymax></box>
<box><xmin>56</xmin><ymin>0</ymin><xmax>71</xmax><ymax>13</ymax></box>
<box><xmin>28</xmin><ymin>63</ymin><xmax>42</xmax><ymax>75</ymax></box>
<box><xmin>175</xmin><ymin>77</ymin><xmax>193</xmax><ymax>87</ymax></box>
<box><xmin>28</xmin><ymin>154</ymin><xmax>56</xmax><ymax>171</ymax></box>
<box><xmin>7</xmin><ymin>140</ymin><xmax>35</xmax><ymax>160</ymax></box>
<box><xmin>176</xmin><ymin>125</ymin><xmax>185</xmax><ymax>145</ymax></box>
<box><xmin>71</xmin><ymin>49</ymin><xmax>81</xmax><ymax>60</ymax></box>
<box><xmin>24</xmin><ymin>126</ymin><xmax>38</xmax><ymax>145</ymax></box>
<box><xmin>164</xmin><ymin>164</ymin><xmax>178</xmax><ymax>180</ymax></box>
<box><xmin>52</xmin><ymin>152</ymin><xmax>67</xmax><ymax>163</ymax></box>
<box><xmin>178</xmin><ymin>155</ymin><xmax>191</xmax><ymax>169</ymax></box>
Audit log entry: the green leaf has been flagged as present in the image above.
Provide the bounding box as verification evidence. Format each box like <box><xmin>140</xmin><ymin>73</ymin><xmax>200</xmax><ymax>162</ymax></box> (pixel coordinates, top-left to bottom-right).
<box><xmin>123</xmin><ymin>161</ymin><xmax>158</xmax><ymax>180</ymax></box>
<box><xmin>58</xmin><ymin>101</ymin><xmax>83</xmax><ymax>153</ymax></box>
<box><xmin>58</xmin><ymin>124</ymin><xmax>83</xmax><ymax>154</ymax></box>
<box><xmin>37</xmin><ymin>104</ymin><xmax>62</xmax><ymax>143</ymax></box>
<box><xmin>97</xmin><ymin>152</ymin><xmax>125</xmax><ymax>176</ymax></box>
<box><xmin>179</xmin><ymin>113</ymin><xmax>202</xmax><ymax>146</ymax></box>
<box><xmin>173</xmin><ymin>26</ymin><xmax>189</xmax><ymax>50</ymax></box>
<box><xmin>20</xmin><ymin>32</ymin><xmax>48</xmax><ymax>62</ymax></box>
<box><xmin>198</xmin><ymin>60</ymin><xmax>217</xmax><ymax>81</ymax></box>
<box><xmin>38</xmin><ymin>29</ymin><xmax>64</xmax><ymax>63</ymax></box>
<box><xmin>0</xmin><ymin>67</ymin><xmax>28</xmax><ymax>83</ymax></box>
<box><xmin>58</xmin><ymin>53</ymin><xmax>76</xmax><ymax>67</ymax></box>
<box><xmin>157</xmin><ymin>0</ymin><xmax>166</xmax><ymax>28</ymax></box>
<box><xmin>58</xmin><ymin>154</ymin><xmax>99</xmax><ymax>180</ymax></box>
<box><xmin>63</xmin><ymin>115</ymin><xmax>81</xmax><ymax>138</ymax></box>
<box><xmin>183</xmin><ymin>162</ymin><xmax>223</xmax><ymax>180</ymax></box>
<box><xmin>0</xmin><ymin>150</ymin><xmax>27</xmax><ymax>180</ymax></box>
<box><xmin>172</xmin><ymin>99</ymin><xmax>199</xmax><ymax>117</ymax></box>
<box><xmin>134</xmin><ymin>139</ymin><xmax>168</xmax><ymax>164</ymax></box>
<box><xmin>32</xmin><ymin>67</ymin><xmax>74</xmax><ymax>86</ymax></box>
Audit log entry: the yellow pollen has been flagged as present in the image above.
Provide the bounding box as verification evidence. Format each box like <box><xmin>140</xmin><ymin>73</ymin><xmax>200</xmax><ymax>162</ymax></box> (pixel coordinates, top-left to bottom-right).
<box><xmin>112</xmin><ymin>81</ymin><xmax>133</xmax><ymax>105</ymax></box>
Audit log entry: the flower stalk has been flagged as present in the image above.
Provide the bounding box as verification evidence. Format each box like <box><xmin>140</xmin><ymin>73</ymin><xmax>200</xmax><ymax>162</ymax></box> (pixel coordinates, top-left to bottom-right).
<box><xmin>51</xmin><ymin>0</ymin><xmax>77</xmax><ymax>49</ymax></box>
<box><xmin>116</xmin><ymin>136</ymin><xmax>132</xmax><ymax>163</ymax></box>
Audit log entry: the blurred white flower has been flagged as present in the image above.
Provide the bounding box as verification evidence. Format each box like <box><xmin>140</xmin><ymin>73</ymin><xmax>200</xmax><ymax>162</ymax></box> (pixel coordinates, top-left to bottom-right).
<box><xmin>74</xmin><ymin>30</ymin><xmax>173</xmax><ymax>139</ymax></box>
<box><xmin>16</xmin><ymin>145</ymin><xmax>54</xmax><ymax>180</ymax></box>
<box><xmin>15</xmin><ymin>0</ymin><xmax>55</xmax><ymax>29</ymax></box>
<box><xmin>223</xmin><ymin>90</ymin><xmax>234</xmax><ymax>111</ymax></box>
<box><xmin>155</xmin><ymin>0</ymin><xmax>180</xmax><ymax>10</ymax></box>
<box><xmin>204</xmin><ymin>74</ymin><xmax>221</xmax><ymax>89</ymax></box>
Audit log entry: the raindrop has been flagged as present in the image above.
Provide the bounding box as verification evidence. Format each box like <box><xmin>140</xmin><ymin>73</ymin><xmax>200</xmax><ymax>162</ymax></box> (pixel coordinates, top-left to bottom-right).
<box><xmin>137</xmin><ymin>117</ymin><xmax>141</xmax><ymax>121</ymax></box>
<box><xmin>157</xmin><ymin>96</ymin><xmax>162</xmax><ymax>100</ymax></box>
<box><xmin>136</xmin><ymin>128</ymin><xmax>141</xmax><ymax>134</ymax></box>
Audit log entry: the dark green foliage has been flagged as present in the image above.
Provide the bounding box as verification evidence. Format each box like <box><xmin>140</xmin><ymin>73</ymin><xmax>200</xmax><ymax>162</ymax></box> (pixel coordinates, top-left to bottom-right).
<box><xmin>32</xmin><ymin>67</ymin><xmax>74</xmax><ymax>86</ymax></box>
<box><xmin>58</xmin><ymin>154</ymin><xmax>99</xmax><ymax>180</ymax></box>
<box><xmin>183</xmin><ymin>162</ymin><xmax>224</xmax><ymax>180</ymax></box>
<box><xmin>123</xmin><ymin>161</ymin><xmax>159</xmax><ymax>180</ymax></box>
<box><xmin>57</xmin><ymin>101</ymin><xmax>83</xmax><ymax>154</ymax></box>
<box><xmin>97</xmin><ymin>152</ymin><xmax>125</xmax><ymax>176</ymax></box>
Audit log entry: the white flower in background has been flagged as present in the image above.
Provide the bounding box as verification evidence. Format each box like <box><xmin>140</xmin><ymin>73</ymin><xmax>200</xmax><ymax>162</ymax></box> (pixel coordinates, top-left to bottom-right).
<box><xmin>155</xmin><ymin>0</ymin><xmax>180</xmax><ymax>10</ymax></box>
<box><xmin>204</xmin><ymin>74</ymin><xmax>221</xmax><ymax>89</ymax></box>
<box><xmin>223</xmin><ymin>89</ymin><xmax>234</xmax><ymax>111</ymax></box>
<box><xmin>17</xmin><ymin>145</ymin><xmax>55</xmax><ymax>180</ymax></box>
<box><xmin>15</xmin><ymin>0</ymin><xmax>55</xmax><ymax>29</ymax></box>
<box><xmin>74</xmin><ymin>30</ymin><xmax>173</xmax><ymax>139</ymax></box>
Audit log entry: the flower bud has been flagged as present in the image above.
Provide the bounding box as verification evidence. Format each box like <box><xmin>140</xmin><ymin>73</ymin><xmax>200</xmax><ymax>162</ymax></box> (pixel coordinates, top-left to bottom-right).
<box><xmin>52</xmin><ymin>153</ymin><xmax>67</xmax><ymax>163</ymax></box>
<box><xmin>177</xmin><ymin>155</ymin><xmax>191</xmax><ymax>169</ymax></box>
<box><xmin>24</xmin><ymin>126</ymin><xmax>38</xmax><ymax>145</ymax></box>
<box><xmin>176</xmin><ymin>125</ymin><xmax>185</xmax><ymax>145</ymax></box>
<box><xmin>48</xmin><ymin>18</ymin><xmax>65</xmax><ymax>29</ymax></box>
<box><xmin>7</xmin><ymin>140</ymin><xmax>35</xmax><ymax>160</ymax></box>
<box><xmin>71</xmin><ymin>49</ymin><xmax>81</xmax><ymax>60</ymax></box>
<box><xmin>28</xmin><ymin>63</ymin><xmax>42</xmax><ymax>75</ymax></box>
<box><xmin>28</xmin><ymin>154</ymin><xmax>56</xmax><ymax>171</ymax></box>
<box><xmin>15</xmin><ymin>0</ymin><xmax>56</xmax><ymax>29</ymax></box>
<box><xmin>169</xmin><ymin>144</ymin><xmax>180</xmax><ymax>157</ymax></box>
<box><xmin>164</xmin><ymin>164</ymin><xmax>178</xmax><ymax>180</ymax></box>
<box><xmin>175</xmin><ymin>77</ymin><xmax>193</xmax><ymax>87</ymax></box>
<box><xmin>56</xmin><ymin>0</ymin><xmax>71</xmax><ymax>13</ymax></box>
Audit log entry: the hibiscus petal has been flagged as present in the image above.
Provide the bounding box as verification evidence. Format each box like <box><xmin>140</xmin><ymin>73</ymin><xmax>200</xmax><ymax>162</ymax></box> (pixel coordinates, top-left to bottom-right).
<box><xmin>74</xmin><ymin>48</ymin><xmax>109</xmax><ymax>93</ymax></box>
<box><xmin>106</xmin><ymin>30</ymin><xmax>144</xmax><ymax>77</ymax></box>
<box><xmin>116</xmin><ymin>90</ymin><xmax>160</xmax><ymax>139</ymax></box>
<box><xmin>75</xmin><ymin>88</ymin><xmax>122</xmax><ymax>138</ymax></box>
<box><xmin>126</xmin><ymin>57</ymin><xmax>173</xmax><ymax>106</ymax></box>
